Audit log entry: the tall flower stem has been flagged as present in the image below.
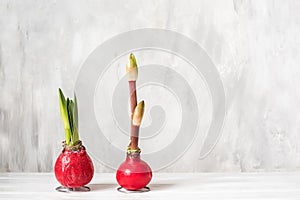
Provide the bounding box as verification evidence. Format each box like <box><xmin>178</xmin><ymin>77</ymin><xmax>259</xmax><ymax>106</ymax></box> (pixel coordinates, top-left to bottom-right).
<box><xmin>126</xmin><ymin>53</ymin><xmax>146</xmax><ymax>151</ymax></box>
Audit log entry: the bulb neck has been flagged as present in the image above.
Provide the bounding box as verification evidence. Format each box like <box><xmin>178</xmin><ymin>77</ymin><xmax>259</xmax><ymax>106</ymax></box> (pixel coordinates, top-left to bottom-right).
<box><xmin>126</xmin><ymin>151</ymin><xmax>141</xmax><ymax>161</ymax></box>
<box><xmin>62</xmin><ymin>140</ymin><xmax>84</xmax><ymax>152</ymax></box>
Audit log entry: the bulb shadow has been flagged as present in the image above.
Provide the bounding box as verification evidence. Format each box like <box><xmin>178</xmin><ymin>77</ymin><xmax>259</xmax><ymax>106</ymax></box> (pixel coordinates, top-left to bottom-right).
<box><xmin>88</xmin><ymin>183</ymin><xmax>117</xmax><ymax>191</ymax></box>
<box><xmin>88</xmin><ymin>183</ymin><xmax>176</xmax><ymax>191</ymax></box>
<box><xmin>148</xmin><ymin>183</ymin><xmax>176</xmax><ymax>191</ymax></box>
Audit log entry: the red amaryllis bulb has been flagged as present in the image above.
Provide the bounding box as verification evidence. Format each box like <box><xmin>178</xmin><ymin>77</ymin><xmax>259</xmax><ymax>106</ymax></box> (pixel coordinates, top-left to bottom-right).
<box><xmin>55</xmin><ymin>89</ymin><xmax>94</xmax><ymax>189</ymax></box>
<box><xmin>116</xmin><ymin>152</ymin><xmax>152</xmax><ymax>190</ymax></box>
<box><xmin>54</xmin><ymin>146</ymin><xmax>94</xmax><ymax>188</ymax></box>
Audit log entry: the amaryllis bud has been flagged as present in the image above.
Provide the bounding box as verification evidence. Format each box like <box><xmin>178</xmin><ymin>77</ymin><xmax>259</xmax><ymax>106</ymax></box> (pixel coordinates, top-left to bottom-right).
<box><xmin>126</xmin><ymin>53</ymin><xmax>138</xmax><ymax>81</ymax></box>
<box><xmin>132</xmin><ymin>100</ymin><xmax>145</xmax><ymax>126</ymax></box>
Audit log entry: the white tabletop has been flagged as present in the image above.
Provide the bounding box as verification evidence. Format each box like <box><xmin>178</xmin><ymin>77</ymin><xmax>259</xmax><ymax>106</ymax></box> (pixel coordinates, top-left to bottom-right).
<box><xmin>1</xmin><ymin>173</ymin><xmax>300</xmax><ymax>200</ymax></box>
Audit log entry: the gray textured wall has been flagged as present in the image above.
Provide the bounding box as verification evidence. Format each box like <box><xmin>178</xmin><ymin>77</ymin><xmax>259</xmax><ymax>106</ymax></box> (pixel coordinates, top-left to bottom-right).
<box><xmin>1</xmin><ymin>0</ymin><xmax>300</xmax><ymax>172</ymax></box>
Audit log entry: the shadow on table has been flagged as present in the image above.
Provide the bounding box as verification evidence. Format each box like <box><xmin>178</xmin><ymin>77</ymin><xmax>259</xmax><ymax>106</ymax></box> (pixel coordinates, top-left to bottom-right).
<box><xmin>88</xmin><ymin>183</ymin><xmax>117</xmax><ymax>191</ymax></box>
<box><xmin>89</xmin><ymin>183</ymin><xmax>176</xmax><ymax>191</ymax></box>
<box><xmin>149</xmin><ymin>184</ymin><xmax>176</xmax><ymax>191</ymax></box>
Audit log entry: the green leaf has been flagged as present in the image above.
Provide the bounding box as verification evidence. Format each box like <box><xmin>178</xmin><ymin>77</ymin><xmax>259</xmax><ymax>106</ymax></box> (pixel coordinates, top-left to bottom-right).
<box><xmin>58</xmin><ymin>88</ymin><xmax>71</xmax><ymax>145</ymax></box>
<box><xmin>67</xmin><ymin>98</ymin><xmax>74</xmax><ymax>145</ymax></box>
<box><xmin>73</xmin><ymin>93</ymin><xmax>79</xmax><ymax>142</ymax></box>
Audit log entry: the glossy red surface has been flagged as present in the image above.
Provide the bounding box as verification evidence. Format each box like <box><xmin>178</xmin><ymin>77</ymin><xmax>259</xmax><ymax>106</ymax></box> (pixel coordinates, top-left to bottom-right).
<box><xmin>54</xmin><ymin>147</ymin><xmax>94</xmax><ymax>188</ymax></box>
<box><xmin>116</xmin><ymin>153</ymin><xmax>152</xmax><ymax>190</ymax></box>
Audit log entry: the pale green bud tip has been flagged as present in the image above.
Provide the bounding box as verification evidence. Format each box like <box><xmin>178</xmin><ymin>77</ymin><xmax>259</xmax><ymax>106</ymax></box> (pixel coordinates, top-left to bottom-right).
<box><xmin>129</xmin><ymin>53</ymin><xmax>137</xmax><ymax>68</ymax></box>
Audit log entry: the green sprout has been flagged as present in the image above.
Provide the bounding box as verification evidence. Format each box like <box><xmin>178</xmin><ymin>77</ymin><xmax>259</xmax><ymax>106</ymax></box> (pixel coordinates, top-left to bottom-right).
<box><xmin>58</xmin><ymin>88</ymin><xmax>79</xmax><ymax>146</ymax></box>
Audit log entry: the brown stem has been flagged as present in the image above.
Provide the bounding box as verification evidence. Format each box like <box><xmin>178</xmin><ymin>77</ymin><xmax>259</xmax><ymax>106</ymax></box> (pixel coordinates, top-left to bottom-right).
<box><xmin>130</xmin><ymin>125</ymin><xmax>139</xmax><ymax>149</ymax></box>
<box><xmin>129</xmin><ymin>81</ymin><xmax>137</xmax><ymax>117</ymax></box>
<box><xmin>129</xmin><ymin>81</ymin><xmax>138</xmax><ymax>149</ymax></box>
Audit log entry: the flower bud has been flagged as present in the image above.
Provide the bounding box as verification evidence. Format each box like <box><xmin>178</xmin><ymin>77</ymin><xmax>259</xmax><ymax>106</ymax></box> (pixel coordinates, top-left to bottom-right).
<box><xmin>126</xmin><ymin>53</ymin><xmax>138</xmax><ymax>81</ymax></box>
<box><xmin>132</xmin><ymin>100</ymin><xmax>145</xmax><ymax>126</ymax></box>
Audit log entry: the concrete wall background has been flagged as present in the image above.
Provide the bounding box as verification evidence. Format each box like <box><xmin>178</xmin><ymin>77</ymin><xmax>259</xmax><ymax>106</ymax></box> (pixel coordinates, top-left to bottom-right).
<box><xmin>0</xmin><ymin>0</ymin><xmax>300</xmax><ymax>172</ymax></box>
